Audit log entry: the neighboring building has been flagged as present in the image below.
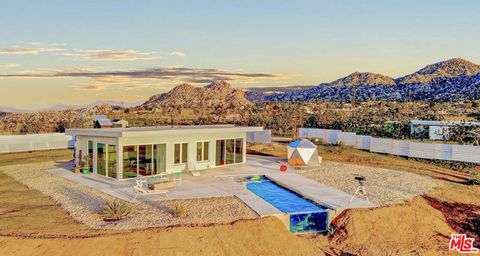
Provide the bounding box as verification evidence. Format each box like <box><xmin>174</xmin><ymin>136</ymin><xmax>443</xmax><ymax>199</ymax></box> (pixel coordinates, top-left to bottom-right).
<box><xmin>409</xmin><ymin>120</ymin><xmax>480</xmax><ymax>140</ymax></box>
<box><xmin>66</xmin><ymin>125</ymin><xmax>262</xmax><ymax>180</ymax></box>
<box><xmin>112</xmin><ymin>119</ymin><xmax>129</xmax><ymax>128</ymax></box>
<box><xmin>93</xmin><ymin>115</ymin><xmax>113</xmax><ymax>128</ymax></box>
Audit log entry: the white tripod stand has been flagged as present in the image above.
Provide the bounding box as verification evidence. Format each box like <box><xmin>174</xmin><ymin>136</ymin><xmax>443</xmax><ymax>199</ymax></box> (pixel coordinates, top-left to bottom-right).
<box><xmin>349</xmin><ymin>176</ymin><xmax>369</xmax><ymax>203</ymax></box>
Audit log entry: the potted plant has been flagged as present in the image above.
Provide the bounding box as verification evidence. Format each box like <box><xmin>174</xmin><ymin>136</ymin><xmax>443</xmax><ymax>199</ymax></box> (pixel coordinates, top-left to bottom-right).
<box><xmin>80</xmin><ymin>156</ymin><xmax>90</xmax><ymax>174</ymax></box>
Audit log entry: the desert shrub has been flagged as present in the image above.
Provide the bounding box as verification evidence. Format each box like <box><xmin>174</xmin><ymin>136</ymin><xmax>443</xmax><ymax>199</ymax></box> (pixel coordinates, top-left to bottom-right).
<box><xmin>101</xmin><ymin>200</ymin><xmax>132</xmax><ymax>221</ymax></box>
<box><xmin>170</xmin><ymin>202</ymin><xmax>187</xmax><ymax>217</ymax></box>
<box><xmin>417</xmin><ymin>158</ymin><xmax>478</xmax><ymax>172</ymax></box>
<box><xmin>466</xmin><ymin>173</ymin><xmax>480</xmax><ymax>186</ymax></box>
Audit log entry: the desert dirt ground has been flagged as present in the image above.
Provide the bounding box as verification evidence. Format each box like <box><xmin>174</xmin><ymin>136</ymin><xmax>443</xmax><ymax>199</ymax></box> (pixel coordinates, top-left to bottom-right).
<box><xmin>0</xmin><ymin>147</ymin><xmax>479</xmax><ymax>255</ymax></box>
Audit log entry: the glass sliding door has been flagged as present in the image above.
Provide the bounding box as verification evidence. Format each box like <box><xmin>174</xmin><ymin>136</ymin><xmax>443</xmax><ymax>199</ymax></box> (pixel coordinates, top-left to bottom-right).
<box><xmin>97</xmin><ymin>143</ymin><xmax>106</xmax><ymax>176</ymax></box>
<box><xmin>234</xmin><ymin>139</ymin><xmax>244</xmax><ymax>163</ymax></box>
<box><xmin>87</xmin><ymin>140</ymin><xmax>93</xmax><ymax>172</ymax></box>
<box><xmin>122</xmin><ymin>146</ymin><xmax>138</xmax><ymax>179</ymax></box>
<box><xmin>153</xmin><ymin>144</ymin><xmax>166</xmax><ymax>175</ymax></box>
<box><xmin>216</xmin><ymin>138</ymin><xmax>244</xmax><ymax>166</ymax></box>
<box><xmin>138</xmin><ymin>145</ymin><xmax>153</xmax><ymax>176</ymax></box>
<box><xmin>107</xmin><ymin>145</ymin><xmax>117</xmax><ymax>178</ymax></box>
<box><xmin>216</xmin><ymin>140</ymin><xmax>225</xmax><ymax>166</ymax></box>
<box><xmin>226</xmin><ymin>139</ymin><xmax>235</xmax><ymax>165</ymax></box>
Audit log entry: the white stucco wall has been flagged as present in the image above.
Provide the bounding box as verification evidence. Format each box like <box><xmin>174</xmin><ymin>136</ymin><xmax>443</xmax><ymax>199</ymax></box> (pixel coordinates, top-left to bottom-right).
<box><xmin>75</xmin><ymin>130</ymin><xmax>247</xmax><ymax>180</ymax></box>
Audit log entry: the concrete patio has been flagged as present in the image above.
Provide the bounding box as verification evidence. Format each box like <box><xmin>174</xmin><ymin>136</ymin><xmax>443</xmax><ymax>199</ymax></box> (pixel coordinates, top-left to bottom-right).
<box><xmin>45</xmin><ymin>155</ymin><xmax>373</xmax><ymax>216</ymax></box>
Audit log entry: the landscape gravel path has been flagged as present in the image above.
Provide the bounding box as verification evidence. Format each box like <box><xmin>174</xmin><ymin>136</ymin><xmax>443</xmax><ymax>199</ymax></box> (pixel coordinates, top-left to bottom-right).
<box><xmin>300</xmin><ymin>161</ymin><xmax>438</xmax><ymax>206</ymax></box>
<box><xmin>2</xmin><ymin>162</ymin><xmax>257</xmax><ymax>230</ymax></box>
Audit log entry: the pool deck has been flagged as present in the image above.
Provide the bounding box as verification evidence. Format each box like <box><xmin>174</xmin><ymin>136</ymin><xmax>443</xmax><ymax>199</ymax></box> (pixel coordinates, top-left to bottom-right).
<box><xmin>45</xmin><ymin>155</ymin><xmax>373</xmax><ymax>216</ymax></box>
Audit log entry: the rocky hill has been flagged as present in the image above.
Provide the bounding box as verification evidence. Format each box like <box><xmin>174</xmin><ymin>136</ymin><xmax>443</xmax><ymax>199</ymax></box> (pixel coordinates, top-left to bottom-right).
<box><xmin>397</xmin><ymin>58</ymin><xmax>480</xmax><ymax>84</ymax></box>
<box><xmin>262</xmin><ymin>58</ymin><xmax>480</xmax><ymax>102</ymax></box>
<box><xmin>329</xmin><ymin>72</ymin><xmax>396</xmax><ymax>87</ymax></box>
<box><xmin>142</xmin><ymin>80</ymin><xmax>252</xmax><ymax>109</ymax></box>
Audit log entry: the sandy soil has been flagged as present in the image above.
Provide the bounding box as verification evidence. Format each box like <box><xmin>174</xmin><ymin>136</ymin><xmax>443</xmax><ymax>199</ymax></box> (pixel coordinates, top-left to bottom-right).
<box><xmin>0</xmin><ymin>217</ymin><xmax>324</xmax><ymax>256</ymax></box>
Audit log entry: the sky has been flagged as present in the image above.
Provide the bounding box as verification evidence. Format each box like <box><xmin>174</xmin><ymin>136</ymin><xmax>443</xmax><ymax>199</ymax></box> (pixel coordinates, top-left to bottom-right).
<box><xmin>0</xmin><ymin>0</ymin><xmax>479</xmax><ymax>109</ymax></box>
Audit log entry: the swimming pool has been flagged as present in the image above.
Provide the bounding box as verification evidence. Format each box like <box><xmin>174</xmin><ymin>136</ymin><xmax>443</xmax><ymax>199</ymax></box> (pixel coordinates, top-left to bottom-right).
<box><xmin>246</xmin><ymin>176</ymin><xmax>326</xmax><ymax>213</ymax></box>
<box><xmin>245</xmin><ymin>176</ymin><xmax>329</xmax><ymax>233</ymax></box>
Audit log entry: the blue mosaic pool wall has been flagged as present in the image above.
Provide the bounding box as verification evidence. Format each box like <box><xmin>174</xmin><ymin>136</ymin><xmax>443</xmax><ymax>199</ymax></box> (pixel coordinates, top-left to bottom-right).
<box><xmin>289</xmin><ymin>211</ymin><xmax>328</xmax><ymax>233</ymax></box>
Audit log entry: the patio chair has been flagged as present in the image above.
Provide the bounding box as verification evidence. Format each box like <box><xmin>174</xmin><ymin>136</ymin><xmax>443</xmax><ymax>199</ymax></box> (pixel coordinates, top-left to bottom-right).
<box><xmin>173</xmin><ymin>171</ymin><xmax>182</xmax><ymax>185</ymax></box>
<box><xmin>185</xmin><ymin>162</ymin><xmax>201</xmax><ymax>177</ymax></box>
<box><xmin>132</xmin><ymin>176</ymin><xmax>169</xmax><ymax>201</ymax></box>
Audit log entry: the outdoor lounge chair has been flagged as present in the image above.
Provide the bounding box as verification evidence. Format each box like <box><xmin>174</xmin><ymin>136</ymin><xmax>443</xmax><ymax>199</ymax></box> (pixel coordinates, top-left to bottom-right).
<box><xmin>132</xmin><ymin>176</ymin><xmax>169</xmax><ymax>201</ymax></box>
<box><xmin>185</xmin><ymin>162</ymin><xmax>201</xmax><ymax>177</ymax></box>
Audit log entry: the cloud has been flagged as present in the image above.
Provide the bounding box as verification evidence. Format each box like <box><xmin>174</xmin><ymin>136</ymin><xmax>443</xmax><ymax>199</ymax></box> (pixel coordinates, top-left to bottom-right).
<box><xmin>167</xmin><ymin>51</ymin><xmax>186</xmax><ymax>57</ymax></box>
<box><xmin>0</xmin><ymin>63</ymin><xmax>20</xmax><ymax>68</ymax></box>
<box><xmin>65</xmin><ymin>49</ymin><xmax>161</xmax><ymax>61</ymax></box>
<box><xmin>73</xmin><ymin>82</ymin><xmax>108</xmax><ymax>91</ymax></box>
<box><xmin>0</xmin><ymin>48</ymin><xmax>40</xmax><ymax>55</ymax></box>
<box><xmin>0</xmin><ymin>47</ymin><xmax>65</xmax><ymax>55</ymax></box>
<box><xmin>0</xmin><ymin>66</ymin><xmax>291</xmax><ymax>84</ymax></box>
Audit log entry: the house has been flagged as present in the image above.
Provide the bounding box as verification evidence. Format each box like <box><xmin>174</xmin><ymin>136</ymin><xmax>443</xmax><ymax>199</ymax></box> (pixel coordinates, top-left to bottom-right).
<box><xmin>112</xmin><ymin>119</ymin><xmax>129</xmax><ymax>128</ymax></box>
<box><xmin>65</xmin><ymin>125</ymin><xmax>263</xmax><ymax>180</ymax></box>
<box><xmin>409</xmin><ymin>120</ymin><xmax>480</xmax><ymax>140</ymax></box>
<box><xmin>93</xmin><ymin>115</ymin><xmax>113</xmax><ymax>128</ymax></box>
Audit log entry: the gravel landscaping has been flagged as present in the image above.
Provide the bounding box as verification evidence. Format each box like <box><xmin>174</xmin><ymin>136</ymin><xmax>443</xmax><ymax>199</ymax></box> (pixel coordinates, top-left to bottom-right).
<box><xmin>1</xmin><ymin>162</ymin><xmax>258</xmax><ymax>230</ymax></box>
<box><xmin>300</xmin><ymin>161</ymin><xmax>438</xmax><ymax>206</ymax></box>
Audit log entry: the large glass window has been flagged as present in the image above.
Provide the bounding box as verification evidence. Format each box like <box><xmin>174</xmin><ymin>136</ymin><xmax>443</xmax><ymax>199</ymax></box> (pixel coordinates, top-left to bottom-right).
<box><xmin>153</xmin><ymin>144</ymin><xmax>166</xmax><ymax>175</ymax></box>
<box><xmin>196</xmin><ymin>141</ymin><xmax>209</xmax><ymax>162</ymax></box>
<box><xmin>87</xmin><ymin>140</ymin><xmax>93</xmax><ymax>172</ymax></box>
<box><xmin>215</xmin><ymin>138</ymin><xmax>244</xmax><ymax>166</ymax></box>
<box><xmin>138</xmin><ymin>145</ymin><xmax>153</xmax><ymax>176</ymax></box>
<box><xmin>235</xmin><ymin>139</ymin><xmax>244</xmax><ymax>163</ymax></box>
<box><xmin>174</xmin><ymin>143</ymin><xmax>188</xmax><ymax>164</ymax></box>
<box><xmin>216</xmin><ymin>140</ymin><xmax>225</xmax><ymax>166</ymax></box>
<box><xmin>97</xmin><ymin>143</ymin><xmax>106</xmax><ymax>176</ymax></box>
<box><xmin>107</xmin><ymin>145</ymin><xmax>117</xmax><ymax>178</ymax></box>
<box><xmin>226</xmin><ymin>139</ymin><xmax>235</xmax><ymax>165</ymax></box>
<box><xmin>122</xmin><ymin>146</ymin><xmax>138</xmax><ymax>179</ymax></box>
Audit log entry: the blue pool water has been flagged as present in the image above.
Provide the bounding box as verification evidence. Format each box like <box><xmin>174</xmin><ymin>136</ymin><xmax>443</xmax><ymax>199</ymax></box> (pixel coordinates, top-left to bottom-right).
<box><xmin>246</xmin><ymin>176</ymin><xmax>326</xmax><ymax>213</ymax></box>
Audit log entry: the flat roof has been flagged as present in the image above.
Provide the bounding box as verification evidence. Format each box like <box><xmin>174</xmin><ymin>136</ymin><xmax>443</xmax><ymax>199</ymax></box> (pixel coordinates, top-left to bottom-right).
<box><xmin>66</xmin><ymin>124</ymin><xmax>263</xmax><ymax>138</ymax></box>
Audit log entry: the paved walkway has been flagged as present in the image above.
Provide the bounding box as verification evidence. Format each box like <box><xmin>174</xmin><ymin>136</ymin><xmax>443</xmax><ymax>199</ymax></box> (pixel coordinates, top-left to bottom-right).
<box><xmin>45</xmin><ymin>155</ymin><xmax>372</xmax><ymax>216</ymax></box>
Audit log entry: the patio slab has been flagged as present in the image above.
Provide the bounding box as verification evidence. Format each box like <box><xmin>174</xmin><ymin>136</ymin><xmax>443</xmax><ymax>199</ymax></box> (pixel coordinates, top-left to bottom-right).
<box><xmin>44</xmin><ymin>155</ymin><xmax>373</xmax><ymax>216</ymax></box>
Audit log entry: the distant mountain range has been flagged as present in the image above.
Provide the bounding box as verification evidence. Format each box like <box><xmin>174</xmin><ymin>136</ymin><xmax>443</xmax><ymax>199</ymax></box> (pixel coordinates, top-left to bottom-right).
<box><xmin>0</xmin><ymin>100</ymin><xmax>144</xmax><ymax>113</ymax></box>
<box><xmin>258</xmin><ymin>58</ymin><xmax>480</xmax><ymax>102</ymax></box>
<box><xmin>2</xmin><ymin>58</ymin><xmax>479</xmax><ymax>114</ymax></box>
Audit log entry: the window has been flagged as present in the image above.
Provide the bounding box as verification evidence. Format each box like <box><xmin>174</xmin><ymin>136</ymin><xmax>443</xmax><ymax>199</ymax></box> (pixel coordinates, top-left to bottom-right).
<box><xmin>122</xmin><ymin>146</ymin><xmax>137</xmax><ymax>179</ymax></box>
<box><xmin>234</xmin><ymin>139</ymin><xmax>243</xmax><ymax>163</ymax></box>
<box><xmin>215</xmin><ymin>138</ymin><xmax>244</xmax><ymax>166</ymax></box>
<box><xmin>107</xmin><ymin>145</ymin><xmax>117</xmax><ymax>178</ymax></box>
<box><xmin>97</xmin><ymin>143</ymin><xmax>106</xmax><ymax>176</ymax></box>
<box><xmin>174</xmin><ymin>143</ymin><xmax>188</xmax><ymax>164</ymax></box>
<box><xmin>196</xmin><ymin>141</ymin><xmax>209</xmax><ymax>162</ymax></box>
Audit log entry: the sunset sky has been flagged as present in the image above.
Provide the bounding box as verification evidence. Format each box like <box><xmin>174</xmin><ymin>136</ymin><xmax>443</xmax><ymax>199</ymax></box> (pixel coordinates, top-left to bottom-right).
<box><xmin>1</xmin><ymin>0</ymin><xmax>479</xmax><ymax>109</ymax></box>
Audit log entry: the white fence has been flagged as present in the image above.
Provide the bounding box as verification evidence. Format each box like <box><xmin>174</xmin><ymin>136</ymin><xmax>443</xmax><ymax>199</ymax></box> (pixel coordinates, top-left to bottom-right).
<box><xmin>298</xmin><ymin>128</ymin><xmax>480</xmax><ymax>164</ymax></box>
<box><xmin>0</xmin><ymin>133</ymin><xmax>74</xmax><ymax>154</ymax></box>
<box><xmin>247</xmin><ymin>130</ymin><xmax>272</xmax><ymax>143</ymax></box>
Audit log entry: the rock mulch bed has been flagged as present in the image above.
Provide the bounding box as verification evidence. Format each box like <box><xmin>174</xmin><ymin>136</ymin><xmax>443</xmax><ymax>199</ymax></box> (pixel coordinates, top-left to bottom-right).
<box><xmin>300</xmin><ymin>161</ymin><xmax>438</xmax><ymax>206</ymax></box>
<box><xmin>1</xmin><ymin>162</ymin><xmax>258</xmax><ymax>230</ymax></box>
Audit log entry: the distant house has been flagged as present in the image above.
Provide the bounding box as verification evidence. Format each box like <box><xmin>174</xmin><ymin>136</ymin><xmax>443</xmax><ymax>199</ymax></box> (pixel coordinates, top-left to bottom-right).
<box><xmin>93</xmin><ymin>115</ymin><xmax>113</xmax><ymax>128</ymax></box>
<box><xmin>112</xmin><ymin>119</ymin><xmax>129</xmax><ymax>128</ymax></box>
<box><xmin>409</xmin><ymin>120</ymin><xmax>480</xmax><ymax>140</ymax></box>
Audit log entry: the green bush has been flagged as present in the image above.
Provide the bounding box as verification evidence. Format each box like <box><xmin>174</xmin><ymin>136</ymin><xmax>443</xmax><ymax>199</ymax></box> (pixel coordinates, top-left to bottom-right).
<box><xmin>101</xmin><ymin>200</ymin><xmax>132</xmax><ymax>221</ymax></box>
<box><xmin>170</xmin><ymin>202</ymin><xmax>187</xmax><ymax>218</ymax></box>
